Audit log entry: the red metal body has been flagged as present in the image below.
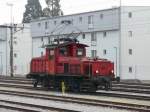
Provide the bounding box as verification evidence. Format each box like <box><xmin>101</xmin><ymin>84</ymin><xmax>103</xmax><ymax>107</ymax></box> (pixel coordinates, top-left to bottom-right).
<box><xmin>27</xmin><ymin>40</ymin><xmax>115</xmax><ymax>91</ymax></box>
<box><xmin>30</xmin><ymin>42</ymin><xmax>114</xmax><ymax>78</ymax></box>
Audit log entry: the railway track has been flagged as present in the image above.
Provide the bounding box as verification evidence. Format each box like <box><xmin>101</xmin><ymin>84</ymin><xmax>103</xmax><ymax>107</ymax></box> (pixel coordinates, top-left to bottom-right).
<box><xmin>113</xmin><ymin>83</ymin><xmax>150</xmax><ymax>89</ymax></box>
<box><xmin>0</xmin><ymin>99</ymin><xmax>79</xmax><ymax>112</ymax></box>
<box><xmin>0</xmin><ymin>76</ymin><xmax>31</xmax><ymax>81</ymax></box>
<box><xmin>1</xmin><ymin>76</ymin><xmax>150</xmax><ymax>88</ymax></box>
<box><xmin>0</xmin><ymin>76</ymin><xmax>150</xmax><ymax>111</ymax></box>
<box><xmin>0</xmin><ymin>104</ymin><xmax>38</xmax><ymax>112</ymax></box>
<box><xmin>0</xmin><ymin>79</ymin><xmax>33</xmax><ymax>84</ymax></box>
<box><xmin>0</xmin><ymin>89</ymin><xmax>149</xmax><ymax>112</ymax></box>
<box><xmin>0</xmin><ymin>81</ymin><xmax>150</xmax><ymax>101</ymax></box>
<box><xmin>1</xmin><ymin>78</ymin><xmax>150</xmax><ymax>95</ymax></box>
<box><xmin>1</xmin><ymin>76</ymin><xmax>150</xmax><ymax>86</ymax></box>
<box><xmin>0</xmin><ymin>78</ymin><xmax>150</xmax><ymax>100</ymax></box>
<box><xmin>112</xmin><ymin>87</ymin><xmax>150</xmax><ymax>94</ymax></box>
<box><xmin>113</xmin><ymin>81</ymin><xmax>150</xmax><ymax>86</ymax></box>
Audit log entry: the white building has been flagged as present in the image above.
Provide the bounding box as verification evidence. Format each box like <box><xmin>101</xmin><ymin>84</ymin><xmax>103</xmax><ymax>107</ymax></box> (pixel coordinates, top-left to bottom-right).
<box><xmin>0</xmin><ymin>24</ymin><xmax>32</xmax><ymax>76</ymax></box>
<box><xmin>30</xmin><ymin>6</ymin><xmax>150</xmax><ymax>80</ymax></box>
<box><xmin>0</xmin><ymin>27</ymin><xmax>9</xmax><ymax>75</ymax></box>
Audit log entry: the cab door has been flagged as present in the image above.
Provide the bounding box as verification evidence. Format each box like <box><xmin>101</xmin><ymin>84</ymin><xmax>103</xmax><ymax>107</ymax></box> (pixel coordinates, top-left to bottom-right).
<box><xmin>64</xmin><ymin>63</ymin><xmax>69</xmax><ymax>74</ymax></box>
<box><xmin>84</xmin><ymin>63</ymin><xmax>92</xmax><ymax>76</ymax></box>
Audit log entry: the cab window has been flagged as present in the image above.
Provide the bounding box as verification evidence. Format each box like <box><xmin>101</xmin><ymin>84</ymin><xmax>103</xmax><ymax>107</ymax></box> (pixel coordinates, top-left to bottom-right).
<box><xmin>50</xmin><ymin>50</ymin><xmax>54</xmax><ymax>56</ymax></box>
<box><xmin>59</xmin><ymin>47</ymin><xmax>67</xmax><ymax>56</ymax></box>
<box><xmin>77</xmin><ymin>48</ymin><xmax>84</xmax><ymax>56</ymax></box>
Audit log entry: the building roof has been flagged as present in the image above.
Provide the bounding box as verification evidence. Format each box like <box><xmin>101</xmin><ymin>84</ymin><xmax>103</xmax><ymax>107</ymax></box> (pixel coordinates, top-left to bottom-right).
<box><xmin>31</xmin><ymin>7</ymin><xmax>119</xmax><ymax>22</ymax></box>
<box><xmin>45</xmin><ymin>42</ymin><xmax>88</xmax><ymax>49</ymax></box>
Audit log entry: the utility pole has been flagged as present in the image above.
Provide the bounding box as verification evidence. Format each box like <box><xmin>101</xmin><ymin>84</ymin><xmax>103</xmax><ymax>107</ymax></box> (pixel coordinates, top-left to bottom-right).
<box><xmin>0</xmin><ymin>52</ymin><xmax>2</xmax><ymax>75</ymax></box>
<box><xmin>0</xmin><ymin>25</ymin><xmax>26</xmax><ymax>77</ymax></box>
<box><xmin>7</xmin><ymin>3</ymin><xmax>14</xmax><ymax>77</ymax></box>
<box><xmin>10</xmin><ymin>26</ymin><xmax>13</xmax><ymax>77</ymax></box>
<box><xmin>114</xmin><ymin>47</ymin><xmax>118</xmax><ymax>77</ymax></box>
<box><xmin>118</xmin><ymin>0</ymin><xmax>122</xmax><ymax>79</ymax></box>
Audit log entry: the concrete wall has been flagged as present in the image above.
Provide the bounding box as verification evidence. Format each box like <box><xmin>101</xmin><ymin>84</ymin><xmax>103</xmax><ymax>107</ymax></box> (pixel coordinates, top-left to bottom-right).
<box><xmin>13</xmin><ymin>24</ymin><xmax>32</xmax><ymax>75</ymax></box>
<box><xmin>0</xmin><ymin>24</ymin><xmax>32</xmax><ymax>76</ymax></box>
<box><xmin>31</xmin><ymin>8</ymin><xmax>119</xmax><ymax>37</ymax></box>
<box><xmin>120</xmin><ymin>6</ymin><xmax>150</xmax><ymax>80</ymax></box>
<box><xmin>0</xmin><ymin>27</ymin><xmax>10</xmax><ymax>76</ymax></box>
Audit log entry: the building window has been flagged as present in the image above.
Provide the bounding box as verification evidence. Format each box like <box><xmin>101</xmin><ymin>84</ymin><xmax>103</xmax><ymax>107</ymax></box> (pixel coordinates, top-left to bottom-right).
<box><xmin>100</xmin><ymin>14</ymin><xmax>103</xmax><ymax>19</ymax></box>
<box><xmin>103</xmin><ymin>49</ymin><xmax>107</xmax><ymax>55</ymax></box>
<box><xmin>14</xmin><ymin>65</ymin><xmax>17</xmax><ymax>71</ymax></box>
<box><xmin>45</xmin><ymin>21</ymin><xmax>48</xmax><ymax>29</ymax></box>
<box><xmin>71</xmin><ymin>19</ymin><xmax>74</xmax><ymax>24</ymax></box>
<box><xmin>128</xmin><ymin>12</ymin><xmax>132</xmax><ymax>18</ymax></box>
<box><xmin>14</xmin><ymin>41</ymin><xmax>17</xmax><ymax>45</ymax></box>
<box><xmin>13</xmin><ymin>24</ymin><xmax>17</xmax><ymax>32</ymax></box>
<box><xmin>41</xmin><ymin>37</ymin><xmax>44</xmax><ymax>42</ymax></box>
<box><xmin>82</xmin><ymin>33</ymin><xmax>85</xmax><ymax>39</ymax></box>
<box><xmin>91</xmin><ymin>50</ymin><xmax>97</xmax><ymax>58</ymax></box>
<box><xmin>41</xmin><ymin>52</ymin><xmax>43</xmax><ymax>56</ymax></box>
<box><xmin>38</xmin><ymin>23</ymin><xmax>41</xmax><ymax>27</ymax></box>
<box><xmin>129</xmin><ymin>49</ymin><xmax>132</xmax><ymax>55</ymax></box>
<box><xmin>91</xmin><ymin>32</ymin><xmax>97</xmax><ymax>41</ymax></box>
<box><xmin>14</xmin><ymin>37</ymin><xmax>17</xmax><ymax>39</ymax></box>
<box><xmin>14</xmin><ymin>53</ymin><xmax>17</xmax><ymax>58</ymax></box>
<box><xmin>103</xmin><ymin>32</ymin><xmax>107</xmax><ymax>37</ymax></box>
<box><xmin>129</xmin><ymin>67</ymin><xmax>132</xmax><ymax>73</ymax></box>
<box><xmin>79</xmin><ymin>17</ymin><xmax>82</xmax><ymax>23</ymax></box>
<box><xmin>128</xmin><ymin>31</ymin><xmax>132</xmax><ymax>37</ymax></box>
<box><xmin>77</xmin><ymin>48</ymin><xmax>84</xmax><ymax>56</ymax></box>
<box><xmin>88</xmin><ymin>15</ymin><xmax>93</xmax><ymax>24</ymax></box>
<box><xmin>48</xmin><ymin>37</ymin><xmax>52</xmax><ymax>44</ymax></box>
<box><xmin>54</xmin><ymin>21</ymin><xmax>57</xmax><ymax>25</ymax></box>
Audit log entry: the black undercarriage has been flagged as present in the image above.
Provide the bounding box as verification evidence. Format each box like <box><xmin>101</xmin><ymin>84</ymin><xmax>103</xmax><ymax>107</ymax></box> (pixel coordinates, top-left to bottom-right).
<box><xmin>27</xmin><ymin>73</ymin><xmax>112</xmax><ymax>92</ymax></box>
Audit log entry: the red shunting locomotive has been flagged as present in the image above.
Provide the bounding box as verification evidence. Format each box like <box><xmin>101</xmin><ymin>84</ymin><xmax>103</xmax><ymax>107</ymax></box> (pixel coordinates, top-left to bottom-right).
<box><xmin>27</xmin><ymin>38</ymin><xmax>115</xmax><ymax>92</ymax></box>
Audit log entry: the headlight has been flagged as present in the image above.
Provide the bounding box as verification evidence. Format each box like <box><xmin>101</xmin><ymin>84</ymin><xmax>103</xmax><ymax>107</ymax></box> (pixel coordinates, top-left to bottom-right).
<box><xmin>111</xmin><ymin>70</ymin><xmax>114</xmax><ymax>73</ymax></box>
<box><xmin>96</xmin><ymin>70</ymin><xmax>99</xmax><ymax>74</ymax></box>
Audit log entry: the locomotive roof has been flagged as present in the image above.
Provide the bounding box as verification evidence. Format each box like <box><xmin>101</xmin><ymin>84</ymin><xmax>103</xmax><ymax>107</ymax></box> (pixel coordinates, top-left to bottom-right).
<box><xmin>45</xmin><ymin>42</ymin><xmax>88</xmax><ymax>49</ymax></box>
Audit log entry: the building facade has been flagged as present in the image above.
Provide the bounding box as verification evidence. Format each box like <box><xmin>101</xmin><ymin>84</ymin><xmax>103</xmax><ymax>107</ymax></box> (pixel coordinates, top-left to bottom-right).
<box><xmin>31</xmin><ymin>6</ymin><xmax>150</xmax><ymax>80</ymax></box>
<box><xmin>120</xmin><ymin>6</ymin><xmax>150</xmax><ymax>80</ymax></box>
<box><xmin>0</xmin><ymin>27</ymin><xmax>9</xmax><ymax>75</ymax></box>
<box><xmin>0</xmin><ymin>24</ymin><xmax>32</xmax><ymax>76</ymax></box>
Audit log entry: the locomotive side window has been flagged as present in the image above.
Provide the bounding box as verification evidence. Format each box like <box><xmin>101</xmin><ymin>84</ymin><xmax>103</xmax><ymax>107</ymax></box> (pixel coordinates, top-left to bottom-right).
<box><xmin>50</xmin><ymin>50</ymin><xmax>54</xmax><ymax>56</ymax></box>
<box><xmin>77</xmin><ymin>48</ymin><xmax>84</xmax><ymax>56</ymax></box>
<box><xmin>59</xmin><ymin>47</ymin><xmax>67</xmax><ymax>56</ymax></box>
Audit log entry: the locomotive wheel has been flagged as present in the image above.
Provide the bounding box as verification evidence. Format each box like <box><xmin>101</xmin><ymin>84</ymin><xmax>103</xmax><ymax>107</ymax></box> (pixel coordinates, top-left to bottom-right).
<box><xmin>71</xmin><ymin>83</ymin><xmax>80</xmax><ymax>92</ymax></box>
<box><xmin>79</xmin><ymin>81</ymin><xmax>97</xmax><ymax>92</ymax></box>
<box><xmin>116</xmin><ymin>77</ymin><xmax>120</xmax><ymax>83</ymax></box>
<box><xmin>42</xmin><ymin>78</ymin><xmax>49</xmax><ymax>89</ymax></box>
<box><xmin>88</xmin><ymin>83</ymin><xmax>97</xmax><ymax>92</ymax></box>
<box><xmin>104</xmin><ymin>81</ymin><xmax>112</xmax><ymax>91</ymax></box>
<box><xmin>33</xmin><ymin>80</ymin><xmax>38</xmax><ymax>88</ymax></box>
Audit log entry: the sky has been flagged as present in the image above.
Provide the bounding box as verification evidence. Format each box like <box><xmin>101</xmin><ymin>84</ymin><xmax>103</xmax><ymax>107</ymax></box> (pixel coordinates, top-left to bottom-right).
<box><xmin>0</xmin><ymin>0</ymin><xmax>150</xmax><ymax>24</ymax></box>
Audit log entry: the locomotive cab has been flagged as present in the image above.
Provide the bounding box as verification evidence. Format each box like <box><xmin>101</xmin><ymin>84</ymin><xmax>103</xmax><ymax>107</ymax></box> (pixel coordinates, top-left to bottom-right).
<box><xmin>46</xmin><ymin>42</ymin><xmax>86</xmax><ymax>57</ymax></box>
<box><xmin>57</xmin><ymin>43</ymin><xmax>87</xmax><ymax>57</ymax></box>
